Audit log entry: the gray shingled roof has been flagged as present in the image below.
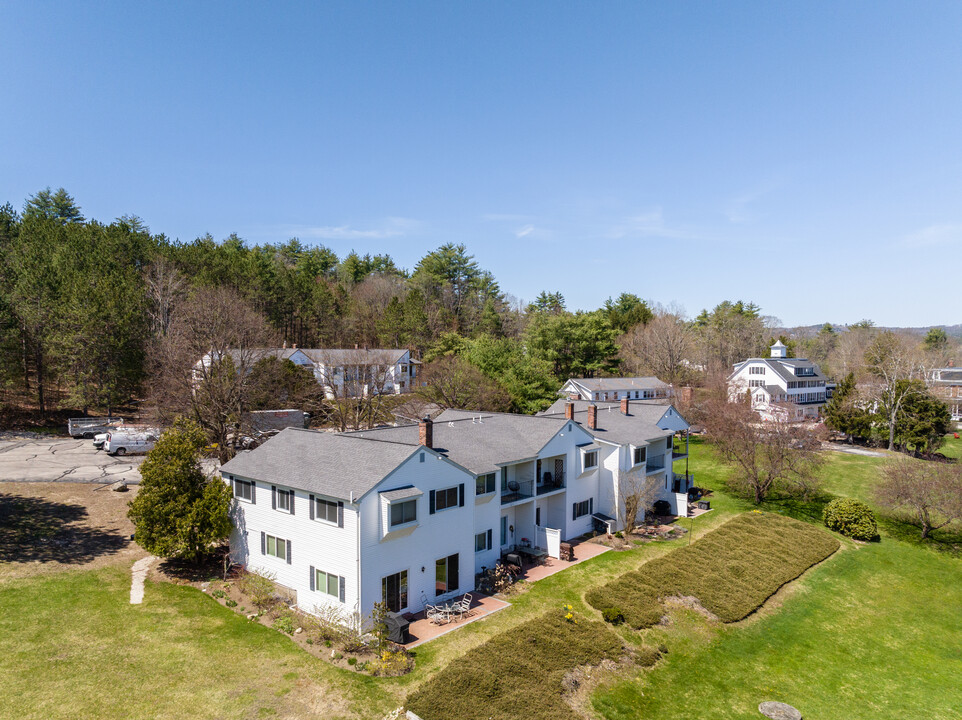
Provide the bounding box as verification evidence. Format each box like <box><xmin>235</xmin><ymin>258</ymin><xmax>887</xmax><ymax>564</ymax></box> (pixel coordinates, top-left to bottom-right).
<box><xmin>220</xmin><ymin>428</ymin><xmax>421</xmax><ymax>500</ymax></box>
<box><xmin>540</xmin><ymin>404</ymin><xmax>675</xmax><ymax>446</ymax></box>
<box><xmin>346</xmin><ymin>411</ymin><xmax>569</xmax><ymax>475</ymax></box>
<box><xmin>729</xmin><ymin>358</ymin><xmax>827</xmax><ymax>384</ymax></box>
<box><xmin>541</xmin><ymin>397</ymin><xmax>669</xmax><ymax>415</ymax></box>
<box><xmin>565</xmin><ymin>376</ymin><xmax>669</xmax><ymax>393</ymax></box>
<box><xmin>299</xmin><ymin>348</ymin><xmax>408</xmax><ymax>364</ymax></box>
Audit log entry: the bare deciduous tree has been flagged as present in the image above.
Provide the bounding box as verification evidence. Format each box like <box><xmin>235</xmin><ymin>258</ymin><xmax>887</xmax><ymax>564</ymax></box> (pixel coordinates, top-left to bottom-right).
<box><xmin>703</xmin><ymin>389</ymin><xmax>823</xmax><ymax>504</ymax></box>
<box><xmin>619</xmin><ymin>467</ymin><xmax>661</xmax><ymax>530</ymax></box>
<box><xmin>308</xmin><ymin>348</ymin><xmax>404</xmax><ymax>431</ymax></box>
<box><xmin>619</xmin><ymin>311</ymin><xmax>694</xmax><ymax>385</ymax></box>
<box><xmin>416</xmin><ymin>355</ymin><xmax>511</xmax><ymax>412</ymax></box>
<box><xmin>144</xmin><ymin>259</ymin><xmax>186</xmax><ymax>338</ymax></box>
<box><xmin>876</xmin><ymin>456</ymin><xmax>962</xmax><ymax>539</ymax></box>
<box><xmin>864</xmin><ymin>331</ymin><xmax>927</xmax><ymax>451</ymax></box>
<box><xmin>147</xmin><ymin>286</ymin><xmax>277</xmax><ymax>461</ymax></box>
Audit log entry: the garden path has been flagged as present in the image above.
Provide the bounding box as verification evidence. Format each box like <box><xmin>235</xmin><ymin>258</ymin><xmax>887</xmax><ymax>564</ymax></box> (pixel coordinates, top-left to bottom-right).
<box><xmin>130</xmin><ymin>555</ymin><xmax>156</xmax><ymax>604</ymax></box>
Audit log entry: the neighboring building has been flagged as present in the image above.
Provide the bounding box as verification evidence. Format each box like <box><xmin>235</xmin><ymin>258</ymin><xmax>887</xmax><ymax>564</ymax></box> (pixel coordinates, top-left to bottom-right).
<box><xmin>195</xmin><ymin>347</ymin><xmax>419</xmax><ymax>397</ymax></box>
<box><xmin>728</xmin><ymin>340</ymin><xmax>831</xmax><ymax>422</ymax></box>
<box><xmin>220</xmin><ymin>399</ymin><xmax>691</xmax><ymax>622</ymax></box>
<box><xmin>300</xmin><ymin>348</ymin><xmax>419</xmax><ymax>397</ymax></box>
<box><xmin>560</xmin><ymin>376</ymin><xmax>672</xmax><ymax>403</ymax></box>
<box><xmin>930</xmin><ymin>366</ymin><xmax>962</xmax><ymax>422</ymax></box>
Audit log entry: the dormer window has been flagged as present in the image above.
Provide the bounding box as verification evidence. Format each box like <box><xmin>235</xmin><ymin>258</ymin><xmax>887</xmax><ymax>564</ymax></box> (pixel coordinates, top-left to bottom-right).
<box><xmin>633</xmin><ymin>446</ymin><xmax>647</xmax><ymax>465</ymax></box>
<box><xmin>582</xmin><ymin>449</ymin><xmax>598</xmax><ymax>471</ymax></box>
<box><xmin>390</xmin><ymin>500</ymin><xmax>417</xmax><ymax>527</ymax></box>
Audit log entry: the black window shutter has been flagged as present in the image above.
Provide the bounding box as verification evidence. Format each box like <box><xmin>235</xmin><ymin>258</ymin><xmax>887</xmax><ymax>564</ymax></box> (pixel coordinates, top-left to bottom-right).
<box><xmin>289</xmin><ymin>491</ymin><xmax>294</xmax><ymax>515</ymax></box>
<box><xmin>309</xmin><ymin>494</ymin><xmax>315</xmax><ymax>520</ymax></box>
<box><xmin>573</xmin><ymin>503</ymin><xmax>577</xmax><ymax>521</ymax></box>
<box><xmin>271</xmin><ymin>486</ymin><xmax>277</xmax><ymax>510</ymax></box>
<box><xmin>339</xmin><ymin>576</ymin><xmax>346</xmax><ymax>603</ymax></box>
<box><xmin>449</xmin><ymin>553</ymin><xmax>459</xmax><ymax>592</ymax></box>
<box><xmin>337</xmin><ymin>501</ymin><xmax>344</xmax><ymax>528</ymax></box>
<box><xmin>260</xmin><ymin>531</ymin><xmax>266</xmax><ymax>555</ymax></box>
<box><xmin>589</xmin><ymin>497</ymin><xmax>594</xmax><ymax>514</ymax></box>
<box><xmin>429</xmin><ymin>490</ymin><xmax>436</xmax><ymax>514</ymax></box>
<box><xmin>250</xmin><ymin>481</ymin><xmax>256</xmax><ymax>504</ymax></box>
<box><xmin>309</xmin><ymin>566</ymin><xmax>315</xmax><ymax>591</ymax></box>
<box><xmin>286</xmin><ymin>540</ymin><xmax>292</xmax><ymax>564</ymax></box>
<box><xmin>458</xmin><ymin>484</ymin><xmax>465</xmax><ymax>507</ymax></box>
<box><xmin>487</xmin><ymin>529</ymin><xmax>492</xmax><ymax>550</ymax></box>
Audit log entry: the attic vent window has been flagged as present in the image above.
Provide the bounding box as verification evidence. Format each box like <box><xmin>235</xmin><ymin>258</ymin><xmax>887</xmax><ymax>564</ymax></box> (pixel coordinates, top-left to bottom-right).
<box><xmin>420</xmin><ymin>452</ymin><xmax>425</xmax><ymax>463</ymax></box>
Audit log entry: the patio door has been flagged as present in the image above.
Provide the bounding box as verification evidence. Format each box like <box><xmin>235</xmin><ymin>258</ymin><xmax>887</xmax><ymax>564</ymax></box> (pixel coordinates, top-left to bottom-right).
<box><xmin>382</xmin><ymin>570</ymin><xmax>408</xmax><ymax>612</ymax></box>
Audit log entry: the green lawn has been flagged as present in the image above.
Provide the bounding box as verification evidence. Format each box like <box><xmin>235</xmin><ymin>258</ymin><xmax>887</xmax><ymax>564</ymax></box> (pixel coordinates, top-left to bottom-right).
<box><xmin>591</xmin><ymin>438</ymin><xmax>962</xmax><ymax>720</ymax></box>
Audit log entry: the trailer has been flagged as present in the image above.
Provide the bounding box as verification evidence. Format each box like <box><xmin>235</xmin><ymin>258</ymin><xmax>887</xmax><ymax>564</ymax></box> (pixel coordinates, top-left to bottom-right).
<box><xmin>67</xmin><ymin>417</ymin><xmax>124</xmax><ymax>439</ymax></box>
<box><xmin>245</xmin><ymin>409</ymin><xmax>309</xmax><ymax>433</ymax></box>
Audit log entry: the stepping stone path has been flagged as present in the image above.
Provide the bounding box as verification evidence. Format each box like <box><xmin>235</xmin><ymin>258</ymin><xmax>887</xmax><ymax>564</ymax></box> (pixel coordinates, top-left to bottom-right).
<box><xmin>130</xmin><ymin>556</ymin><xmax>157</xmax><ymax>604</ymax></box>
<box><xmin>759</xmin><ymin>701</ymin><xmax>802</xmax><ymax>720</ymax></box>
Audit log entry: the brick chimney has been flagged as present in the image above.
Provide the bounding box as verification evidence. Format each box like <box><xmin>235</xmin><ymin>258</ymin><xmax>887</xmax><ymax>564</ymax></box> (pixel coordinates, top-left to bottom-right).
<box><xmin>564</xmin><ymin>402</ymin><xmax>575</xmax><ymax>420</ymax></box>
<box><xmin>587</xmin><ymin>404</ymin><xmax>597</xmax><ymax>431</ymax></box>
<box><xmin>418</xmin><ymin>417</ymin><xmax>433</xmax><ymax>448</ymax></box>
<box><xmin>620</xmin><ymin>397</ymin><xmax>630</xmax><ymax>415</ymax></box>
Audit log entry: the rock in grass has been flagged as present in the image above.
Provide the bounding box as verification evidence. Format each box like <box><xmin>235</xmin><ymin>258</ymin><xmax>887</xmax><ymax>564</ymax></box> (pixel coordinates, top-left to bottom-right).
<box><xmin>759</xmin><ymin>701</ymin><xmax>802</xmax><ymax>719</ymax></box>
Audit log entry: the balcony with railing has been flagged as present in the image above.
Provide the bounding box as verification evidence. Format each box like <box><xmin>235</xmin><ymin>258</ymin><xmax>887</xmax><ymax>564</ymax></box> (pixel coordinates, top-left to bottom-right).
<box><xmin>501</xmin><ymin>479</ymin><xmax>534</xmax><ymax>504</ymax></box>
<box><xmin>645</xmin><ymin>454</ymin><xmax>666</xmax><ymax>474</ymax></box>
<box><xmin>536</xmin><ymin>470</ymin><xmax>565</xmax><ymax>496</ymax></box>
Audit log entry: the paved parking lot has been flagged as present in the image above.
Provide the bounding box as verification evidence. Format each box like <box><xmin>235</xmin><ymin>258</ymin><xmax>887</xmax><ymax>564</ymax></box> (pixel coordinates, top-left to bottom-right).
<box><xmin>0</xmin><ymin>434</ymin><xmax>145</xmax><ymax>484</ymax></box>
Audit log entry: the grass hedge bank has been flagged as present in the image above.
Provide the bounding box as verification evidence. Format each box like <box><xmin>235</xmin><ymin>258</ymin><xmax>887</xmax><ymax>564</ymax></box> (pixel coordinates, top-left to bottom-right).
<box><xmin>586</xmin><ymin>512</ymin><xmax>840</xmax><ymax>628</ymax></box>
<box><xmin>406</xmin><ymin>611</ymin><xmax>628</xmax><ymax>720</ymax></box>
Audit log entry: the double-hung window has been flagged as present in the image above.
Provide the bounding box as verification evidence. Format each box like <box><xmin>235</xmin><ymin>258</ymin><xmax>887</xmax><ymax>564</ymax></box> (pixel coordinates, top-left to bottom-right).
<box><xmin>572</xmin><ymin>499</ymin><xmax>593</xmax><ymax>520</ymax></box>
<box><xmin>314</xmin><ymin>569</ymin><xmax>342</xmax><ymax>599</ymax></box>
<box><xmin>475</xmin><ymin>530</ymin><xmax>493</xmax><ymax>552</ymax></box>
<box><xmin>390</xmin><ymin>499</ymin><xmax>417</xmax><ymax>527</ymax></box>
<box><xmin>314</xmin><ymin>497</ymin><xmax>338</xmax><ymax>524</ymax></box>
<box><xmin>233</xmin><ymin>479</ymin><xmax>253</xmax><ymax>502</ymax></box>
<box><xmin>435</xmin><ymin>486</ymin><xmax>459</xmax><ymax>511</ymax></box>
<box><xmin>584</xmin><ymin>450</ymin><xmax>598</xmax><ymax>470</ymax></box>
<box><xmin>264</xmin><ymin>533</ymin><xmax>289</xmax><ymax>560</ymax></box>
<box><xmin>633</xmin><ymin>446</ymin><xmax>646</xmax><ymax>465</ymax></box>
<box><xmin>475</xmin><ymin>473</ymin><xmax>496</xmax><ymax>495</ymax></box>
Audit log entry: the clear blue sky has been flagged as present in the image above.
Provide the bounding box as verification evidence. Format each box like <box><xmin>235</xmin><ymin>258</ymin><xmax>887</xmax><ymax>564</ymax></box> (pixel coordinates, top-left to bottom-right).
<box><xmin>2</xmin><ymin>1</ymin><xmax>960</xmax><ymax>327</ymax></box>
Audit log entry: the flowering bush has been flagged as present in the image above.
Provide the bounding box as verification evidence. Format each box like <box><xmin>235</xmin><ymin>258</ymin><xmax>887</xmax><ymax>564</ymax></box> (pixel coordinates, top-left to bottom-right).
<box><xmin>562</xmin><ymin>603</ymin><xmax>576</xmax><ymax>623</ymax></box>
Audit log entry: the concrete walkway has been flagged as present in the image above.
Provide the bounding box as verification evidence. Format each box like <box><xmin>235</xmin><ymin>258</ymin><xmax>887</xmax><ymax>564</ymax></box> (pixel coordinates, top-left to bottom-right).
<box><xmin>822</xmin><ymin>442</ymin><xmax>887</xmax><ymax>458</ymax></box>
<box><xmin>130</xmin><ymin>556</ymin><xmax>157</xmax><ymax>604</ymax></box>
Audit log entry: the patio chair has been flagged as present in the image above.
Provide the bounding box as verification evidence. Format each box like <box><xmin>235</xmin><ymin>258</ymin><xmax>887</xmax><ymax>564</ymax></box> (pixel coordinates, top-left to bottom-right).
<box><xmin>459</xmin><ymin>593</ymin><xmax>474</xmax><ymax>618</ymax></box>
<box><xmin>426</xmin><ymin>603</ymin><xmax>448</xmax><ymax>625</ymax></box>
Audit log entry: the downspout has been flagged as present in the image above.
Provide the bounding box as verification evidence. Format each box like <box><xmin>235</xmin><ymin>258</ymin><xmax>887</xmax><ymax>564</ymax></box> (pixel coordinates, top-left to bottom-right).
<box><xmin>352</xmin><ymin>490</ymin><xmax>361</xmax><ymax>625</ymax></box>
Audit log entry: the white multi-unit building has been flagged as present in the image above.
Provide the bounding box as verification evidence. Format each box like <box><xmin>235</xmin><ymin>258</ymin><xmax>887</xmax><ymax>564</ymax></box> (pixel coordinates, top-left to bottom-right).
<box><xmin>560</xmin><ymin>376</ymin><xmax>672</xmax><ymax>403</ymax></box>
<box><xmin>196</xmin><ymin>347</ymin><xmax>419</xmax><ymax>397</ymax></box>
<box><xmin>220</xmin><ymin>399</ymin><xmax>691</xmax><ymax>620</ymax></box>
<box><xmin>728</xmin><ymin>340</ymin><xmax>831</xmax><ymax>422</ymax></box>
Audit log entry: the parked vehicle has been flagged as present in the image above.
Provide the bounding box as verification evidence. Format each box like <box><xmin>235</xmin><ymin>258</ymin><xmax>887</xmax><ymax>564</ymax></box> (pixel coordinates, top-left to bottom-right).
<box><xmin>94</xmin><ymin>425</ymin><xmax>160</xmax><ymax>451</ymax></box>
<box><xmin>67</xmin><ymin>417</ymin><xmax>124</xmax><ymax>439</ymax></box>
<box><xmin>104</xmin><ymin>430</ymin><xmax>159</xmax><ymax>456</ymax></box>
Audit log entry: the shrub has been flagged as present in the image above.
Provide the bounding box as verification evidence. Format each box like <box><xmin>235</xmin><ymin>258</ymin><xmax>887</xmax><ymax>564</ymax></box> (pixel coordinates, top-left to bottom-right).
<box><xmin>211</xmin><ymin>589</ymin><xmax>226</xmax><ymax>599</ymax></box>
<box><xmin>823</xmin><ymin>497</ymin><xmax>878</xmax><ymax>541</ymax></box>
<box><xmin>347</xmin><ymin>657</ymin><xmax>357</xmax><ymax>666</ymax></box>
<box><xmin>225</xmin><ymin>599</ymin><xmax>237</xmax><ymax>608</ymax></box>
<box><xmin>237</xmin><ymin>570</ymin><xmax>278</xmax><ymax>610</ymax></box>
<box><xmin>614</xmin><ymin>531</ymin><xmax>624</xmax><ymax>539</ymax></box>
<box><xmin>585</xmin><ymin>512</ymin><xmax>839</xmax><ymax>628</ymax></box>
<box><xmin>370</xmin><ymin>649</ymin><xmax>415</xmax><ymax>677</ymax></box>
<box><xmin>273</xmin><ymin>611</ymin><xmax>296</xmax><ymax>635</ymax></box>
<box><xmin>601</xmin><ymin>607</ymin><xmax>625</xmax><ymax>625</ymax></box>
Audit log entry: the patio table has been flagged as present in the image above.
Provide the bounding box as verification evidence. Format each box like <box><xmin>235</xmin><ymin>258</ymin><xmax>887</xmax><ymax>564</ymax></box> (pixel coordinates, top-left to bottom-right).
<box><xmin>515</xmin><ymin>546</ymin><xmax>548</xmax><ymax>561</ymax></box>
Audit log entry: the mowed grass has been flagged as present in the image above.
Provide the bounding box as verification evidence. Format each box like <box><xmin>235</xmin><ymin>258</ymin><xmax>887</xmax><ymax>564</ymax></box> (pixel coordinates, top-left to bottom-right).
<box><xmin>0</xmin><ymin>568</ymin><xmax>394</xmax><ymax>720</ymax></box>
<box><xmin>591</xmin><ymin>436</ymin><xmax>962</xmax><ymax>720</ymax></box>
<box><xmin>592</xmin><ymin>539</ymin><xmax>962</xmax><ymax>720</ymax></box>
<box><xmin>586</xmin><ymin>512</ymin><xmax>839</xmax><ymax>628</ymax></box>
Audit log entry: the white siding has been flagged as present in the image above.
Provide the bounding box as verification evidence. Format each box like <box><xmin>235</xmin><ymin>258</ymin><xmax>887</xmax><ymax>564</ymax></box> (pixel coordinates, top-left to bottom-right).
<box><xmin>226</xmin><ymin>477</ymin><xmax>360</xmax><ymax>618</ymax></box>
<box><xmin>357</xmin><ymin>450</ymin><xmax>475</xmax><ymax>617</ymax></box>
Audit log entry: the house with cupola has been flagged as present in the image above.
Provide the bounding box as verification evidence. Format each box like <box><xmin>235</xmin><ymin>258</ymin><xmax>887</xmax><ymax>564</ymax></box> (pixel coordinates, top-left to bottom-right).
<box><xmin>728</xmin><ymin>340</ymin><xmax>832</xmax><ymax>422</ymax></box>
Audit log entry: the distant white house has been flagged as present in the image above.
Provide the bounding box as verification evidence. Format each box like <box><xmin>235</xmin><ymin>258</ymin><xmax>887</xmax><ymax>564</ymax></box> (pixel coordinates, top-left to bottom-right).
<box><xmin>728</xmin><ymin>340</ymin><xmax>831</xmax><ymax>422</ymax></box>
<box><xmin>195</xmin><ymin>347</ymin><xmax>419</xmax><ymax>398</ymax></box>
<box><xmin>220</xmin><ymin>398</ymin><xmax>692</xmax><ymax>622</ymax></box>
<box><xmin>560</xmin><ymin>376</ymin><xmax>672</xmax><ymax>403</ymax></box>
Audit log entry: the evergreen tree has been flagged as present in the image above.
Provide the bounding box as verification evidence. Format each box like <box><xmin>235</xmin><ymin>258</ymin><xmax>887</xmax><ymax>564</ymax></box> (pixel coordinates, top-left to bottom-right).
<box><xmin>127</xmin><ymin>419</ymin><xmax>232</xmax><ymax>563</ymax></box>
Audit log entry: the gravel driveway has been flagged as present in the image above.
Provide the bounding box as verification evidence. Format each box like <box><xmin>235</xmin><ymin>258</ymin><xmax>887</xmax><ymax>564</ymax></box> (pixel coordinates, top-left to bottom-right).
<box><xmin>0</xmin><ymin>434</ymin><xmax>145</xmax><ymax>484</ymax></box>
